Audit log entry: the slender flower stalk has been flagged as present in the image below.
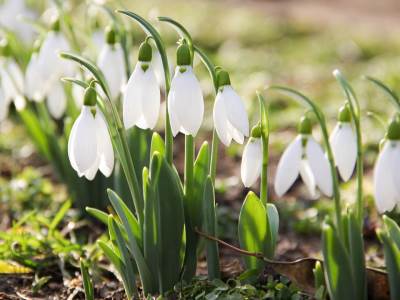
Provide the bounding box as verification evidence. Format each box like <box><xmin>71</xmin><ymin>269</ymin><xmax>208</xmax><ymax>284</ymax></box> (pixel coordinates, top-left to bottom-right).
<box><xmin>333</xmin><ymin>69</ymin><xmax>363</xmax><ymax>226</ymax></box>
<box><xmin>258</xmin><ymin>93</ymin><xmax>269</xmax><ymax>206</ymax></box>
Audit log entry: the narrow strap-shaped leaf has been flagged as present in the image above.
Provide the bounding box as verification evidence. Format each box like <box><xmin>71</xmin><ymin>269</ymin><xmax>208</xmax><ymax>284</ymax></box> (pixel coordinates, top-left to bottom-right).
<box><xmin>238</xmin><ymin>191</ymin><xmax>267</xmax><ymax>270</ymax></box>
<box><xmin>86</xmin><ymin>207</ymin><xmax>109</xmax><ymax>225</ymax></box>
<box><xmin>347</xmin><ymin>211</ymin><xmax>367</xmax><ymax>300</ymax></box>
<box><xmin>266</xmin><ymin>203</ymin><xmax>279</xmax><ymax>258</ymax></box>
<box><xmin>150</xmin><ymin>132</ymin><xmax>165</xmax><ymax>160</ymax></box>
<box><xmin>107</xmin><ymin>189</ymin><xmax>155</xmax><ymax>294</ymax></box>
<box><xmin>201</xmin><ymin>176</ymin><xmax>220</xmax><ymax>279</ymax></box>
<box><xmin>322</xmin><ymin>221</ymin><xmax>355</xmax><ymax>300</ymax></box>
<box><xmin>80</xmin><ymin>259</ymin><xmax>94</xmax><ymax>300</ymax></box>
<box><xmin>383</xmin><ymin>215</ymin><xmax>400</xmax><ymax>249</ymax></box>
<box><xmin>110</xmin><ymin>217</ymin><xmax>139</xmax><ymax>299</ymax></box>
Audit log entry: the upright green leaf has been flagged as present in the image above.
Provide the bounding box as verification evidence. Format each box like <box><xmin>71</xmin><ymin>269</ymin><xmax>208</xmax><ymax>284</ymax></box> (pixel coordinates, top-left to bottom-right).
<box><xmin>150</xmin><ymin>132</ymin><xmax>165</xmax><ymax>159</ymax></box>
<box><xmin>183</xmin><ymin>142</ymin><xmax>210</xmax><ymax>280</ymax></box>
<box><xmin>238</xmin><ymin>192</ymin><xmax>267</xmax><ymax>270</ymax></box>
<box><xmin>378</xmin><ymin>230</ymin><xmax>400</xmax><ymax>300</ymax></box>
<box><xmin>266</xmin><ymin>203</ymin><xmax>279</xmax><ymax>258</ymax></box>
<box><xmin>347</xmin><ymin>211</ymin><xmax>366</xmax><ymax>300</ymax></box>
<box><xmin>202</xmin><ymin>176</ymin><xmax>220</xmax><ymax>279</ymax></box>
<box><xmin>80</xmin><ymin>259</ymin><xmax>94</xmax><ymax>300</ymax></box>
<box><xmin>150</xmin><ymin>152</ymin><xmax>185</xmax><ymax>293</ymax></box>
<box><xmin>107</xmin><ymin>189</ymin><xmax>155</xmax><ymax>294</ymax></box>
<box><xmin>322</xmin><ymin>221</ymin><xmax>355</xmax><ymax>300</ymax></box>
<box><xmin>383</xmin><ymin>215</ymin><xmax>400</xmax><ymax>249</ymax></box>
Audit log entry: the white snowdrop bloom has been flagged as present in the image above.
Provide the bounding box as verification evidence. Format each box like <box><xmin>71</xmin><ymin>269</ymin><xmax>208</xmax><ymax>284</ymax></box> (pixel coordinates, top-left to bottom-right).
<box><xmin>123</xmin><ymin>41</ymin><xmax>160</xmax><ymax>130</ymax></box>
<box><xmin>68</xmin><ymin>86</ymin><xmax>114</xmax><ymax>180</ymax></box>
<box><xmin>274</xmin><ymin>117</ymin><xmax>332</xmax><ymax>198</ymax></box>
<box><xmin>152</xmin><ymin>49</ymin><xmax>166</xmax><ymax>90</ymax></box>
<box><xmin>373</xmin><ymin>120</ymin><xmax>400</xmax><ymax>213</ymax></box>
<box><xmin>97</xmin><ymin>27</ymin><xmax>126</xmax><ymax>100</ymax></box>
<box><xmin>213</xmin><ymin>70</ymin><xmax>249</xmax><ymax>146</ymax></box>
<box><xmin>168</xmin><ymin>43</ymin><xmax>204</xmax><ymax>137</ymax></box>
<box><xmin>329</xmin><ymin>105</ymin><xmax>357</xmax><ymax>182</ymax></box>
<box><xmin>241</xmin><ymin>137</ymin><xmax>262</xmax><ymax>187</ymax></box>
<box><xmin>0</xmin><ymin>57</ymin><xmax>25</xmax><ymax>120</ymax></box>
<box><xmin>46</xmin><ymin>80</ymin><xmax>66</xmax><ymax>119</ymax></box>
<box><xmin>25</xmin><ymin>53</ymin><xmax>46</xmax><ymax>101</ymax></box>
<box><xmin>37</xmin><ymin>25</ymin><xmax>74</xmax><ymax>82</ymax></box>
<box><xmin>0</xmin><ymin>0</ymin><xmax>36</xmax><ymax>43</ymax></box>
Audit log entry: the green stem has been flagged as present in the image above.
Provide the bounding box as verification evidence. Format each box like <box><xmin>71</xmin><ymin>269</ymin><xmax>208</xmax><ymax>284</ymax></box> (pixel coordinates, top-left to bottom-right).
<box><xmin>193</xmin><ymin>46</ymin><xmax>219</xmax><ymax>182</ymax></box>
<box><xmin>184</xmin><ymin>135</ymin><xmax>195</xmax><ymax>197</ymax></box>
<box><xmin>258</xmin><ymin>93</ymin><xmax>269</xmax><ymax>206</ymax></box>
<box><xmin>268</xmin><ymin>86</ymin><xmax>343</xmax><ymax>238</ymax></box>
<box><xmin>117</xmin><ymin>10</ymin><xmax>173</xmax><ymax>164</ymax></box>
<box><xmin>334</xmin><ymin>70</ymin><xmax>364</xmax><ymax>226</ymax></box>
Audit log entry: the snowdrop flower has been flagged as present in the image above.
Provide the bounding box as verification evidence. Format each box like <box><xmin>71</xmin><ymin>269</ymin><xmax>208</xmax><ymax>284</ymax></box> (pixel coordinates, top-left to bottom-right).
<box><xmin>168</xmin><ymin>43</ymin><xmax>204</xmax><ymax>137</ymax></box>
<box><xmin>274</xmin><ymin>116</ymin><xmax>332</xmax><ymax>198</ymax></box>
<box><xmin>373</xmin><ymin>118</ymin><xmax>400</xmax><ymax>213</ymax></box>
<box><xmin>123</xmin><ymin>40</ymin><xmax>160</xmax><ymax>130</ymax></box>
<box><xmin>68</xmin><ymin>85</ymin><xmax>114</xmax><ymax>180</ymax></box>
<box><xmin>241</xmin><ymin>126</ymin><xmax>263</xmax><ymax>187</ymax></box>
<box><xmin>213</xmin><ymin>69</ymin><xmax>249</xmax><ymax>146</ymax></box>
<box><xmin>329</xmin><ymin>104</ymin><xmax>357</xmax><ymax>181</ymax></box>
<box><xmin>0</xmin><ymin>0</ymin><xmax>36</xmax><ymax>43</ymax></box>
<box><xmin>36</xmin><ymin>19</ymin><xmax>74</xmax><ymax>83</ymax></box>
<box><xmin>97</xmin><ymin>25</ymin><xmax>126</xmax><ymax>100</ymax></box>
<box><xmin>46</xmin><ymin>80</ymin><xmax>67</xmax><ymax>119</ymax></box>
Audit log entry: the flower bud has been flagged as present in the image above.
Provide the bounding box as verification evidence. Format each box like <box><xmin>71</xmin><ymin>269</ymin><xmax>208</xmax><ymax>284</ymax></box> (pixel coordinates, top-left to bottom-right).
<box><xmin>84</xmin><ymin>85</ymin><xmax>97</xmax><ymax>106</ymax></box>
<box><xmin>250</xmin><ymin>124</ymin><xmax>261</xmax><ymax>138</ymax></box>
<box><xmin>138</xmin><ymin>40</ymin><xmax>152</xmax><ymax>63</ymax></box>
<box><xmin>298</xmin><ymin>116</ymin><xmax>312</xmax><ymax>135</ymax></box>
<box><xmin>216</xmin><ymin>69</ymin><xmax>231</xmax><ymax>89</ymax></box>
<box><xmin>176</xmin><ymin>43</ymin><xmax>191</xmax><ymax>66</ymax></box>
<box><xmin>387</xmin><ymin>118</ymin><xmax>400</xmax><ymax>140</ymax></box>
<box><xmin>105</xmin><ymin>25</ymin><xmax>117</xmax><ymax>45</ymax></box>
<box><xmin>338</xmin><ymin>104</ymin><xmax>351</xmax><ymax>122</ymax></box>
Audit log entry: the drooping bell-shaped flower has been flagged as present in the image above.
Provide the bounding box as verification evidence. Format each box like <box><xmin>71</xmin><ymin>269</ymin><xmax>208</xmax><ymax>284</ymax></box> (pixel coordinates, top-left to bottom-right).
<box><xmin>373</xmin><ymin>118</ymin><xmax>400</xmax><ymax>213</ymax></box>
<box><xmin>46</xmin><ymin>80</ymin><xmax>67</xmax><ymax>119</ymax></box>
<box><xmin>37</xmin><ymin>18</ymin><xmax>74</xmax><ymax>82</ymax></box>
<box><xmin>25</xmin><ymin>51</ymin><xmax>46</xmax><ymax>102</ymax></box>
<box><xmin>241</xmin><ymin>126</ymin><xmax>263</xmax><ymax>187</ymax></box>
<box><xmin>274</xmin><ymin>116</ymin><xmax>332</xmax><ymax>198</ymax></box>
<box><xmin>213</xmin><ymin>69</ymin><xmax>249</xmax><ymax>146</ymax></box>
<box><xmin>97</xmin><ymin>25</ymin><xmax>126</xmax><ymax>100</ymax></box>
<box><xmin>68</xmin><ymin>85</ymin><xmax>114</xmax><ymax>180</ymax></box>
<box><xmin>168</xmin><ymin>43</ymin><xmax>204</xmax><ymax>137</ymax></box>
<box><xmin>123</xmin><ymin>39</ymin><xmax>160</xmax><ymax>130</ymax></box>
<box><xmin>329</xmin><ymin>104</ymin><xmax>357</xmax><ymax>181</ymax></box>
<box><xmin>0</xmin><ymin>40</ymin><xmax>25</xmax><ymax>121</ymax></box>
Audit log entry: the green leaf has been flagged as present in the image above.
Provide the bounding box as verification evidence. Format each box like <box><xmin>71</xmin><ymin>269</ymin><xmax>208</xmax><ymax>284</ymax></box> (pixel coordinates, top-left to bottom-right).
<box><xmin>61</xmin><ymin>77</ymin><xmax>89</xmax><ymax>89</ymax></box>
<box><xmin>378</xmin><ymin>229</ymin><xmax>400</xmax><ymax>300</ymax></box>
<box><xmin>150</xmin><ymin>152</ymin><xmax>185</xmax><ymax>293</ymax></box>
<box><xmin>49</xmin><ymin>200</ymin><xmax>71</xmax><ymax>233</ymax></box>
<box><xmin>107</xmin><ymin>189</ymin><xmax>155</xmax><ymax>294</ymax></box>
<box><xmin>80</xmin><ymin>260</ymin><xmax>94</xmax><ymax>300</ymax></box>
<box><xmin>98</xmin><ymin>240</ymin><xmax>124</xmax><ymax>274</ymax></box>
<box><xmin>110</xmin><ymin>217</ymin><xmax>138</xmax><ymax>299</ymax></box>
<box><xmin>266</xmin><ymin>203</ymin><xmax>279</xmax><ymax>257</ymax></box>
<box><xmin>322</xmin><ymin>221</ymin><xmax>355</xmax><ymax>300</ymax></box>
<box><xmin>238</xmin><ymin>191</ymin><xmax>267</xmax><ymax>270</ymax></box>
<box><xmin>347</xmin><ymin>211</ymin><xmax>366</xmax><ymax>300</ymax></box>
<box><xmin>383</xmin><ymin>215</ymin><xmax>400</xmax><ymax>249</ymax></box>
<box><xmin>150</xmin><ymin>132</ymin><xmax>165</xmax><ymax>159</ymax></box>
<box><xmin>201</xmin><ymin>176</ymin><xmax>220</xmax><ymax>279</ymax></box>
<box><xmin>86</xmin><ymin>207</ymin><xmax>109</xmax><ymax>225</ymax></box>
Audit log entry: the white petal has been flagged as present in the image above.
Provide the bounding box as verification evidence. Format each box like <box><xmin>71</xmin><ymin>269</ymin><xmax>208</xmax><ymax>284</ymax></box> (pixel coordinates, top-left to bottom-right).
<box><xmin>123</xmin><ymin>63</ymin><xmax>160</xmax><ymax>130</ymax></box>
<box><xmin>221</xmin><ymin>86</ymin><xmax>249</xmax><ymax>137</ymax></box>
<box><xmin>213</xmin><ymin>91</ymin><xmax>232</xmax><ymax>146</ymax></box>
<box><xmin>83</xmin><ymin>156</ymin><xmax>99</xmax><ymax>180</ymax></box>
<box><xmin>330</xmin><ymin>123</ymin><xmax>357</xmax><ymax>181</ymax></box>
<box><xmin>299</xmin><ymin>159</ymin><xmax>317</xmax><ymax>198</ymax></box>
<box><xmin>0</xmin><ymin>87</ymin><xmax>8</xmax><ymax>122</ymax></box>
<box><xmin>25</xmin><ymin>54</ymin><xmax>45</xmax><ymax>101</ymax></box>
<box><xmin>241</xmin><ymin>138</ymin><xmax>262</xmax><ymax>187</ymax></box>
<box><xmin>68</xmin><ymin>106</ymin><xmax>98</xmax><ymax>173</ymax></box>
<box><xmin>274</xmin><ymin>135</ymin><xmax>302</xmax><ymax>197</ymax></box>
<box><xmin>95</xmin><ymin>110</ymin><xmax>114</xmax><ymax>177</ymax></box>
<box><xmin>97</xmin><ymin>44</ymin><xmax>126</xmax><ymax>100</ymax></box>
<box><xmin>306</xmin><ymin>137</ymin><xmax>332</xmax><ymax>197</ymax></box>
<box><xmin>46</xmin><ymin>80</ymin><xmax>66</xmax><ymax>119</ymax></box>
<box><xmin>167</xmin><ymin>66</ymin><xmax>204</xmax><ymax>136</ymax></box>
<box><xmin>374</xmin><ymin>141</ymin><xmax>399</xmax><ymax>213</ymax></box>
